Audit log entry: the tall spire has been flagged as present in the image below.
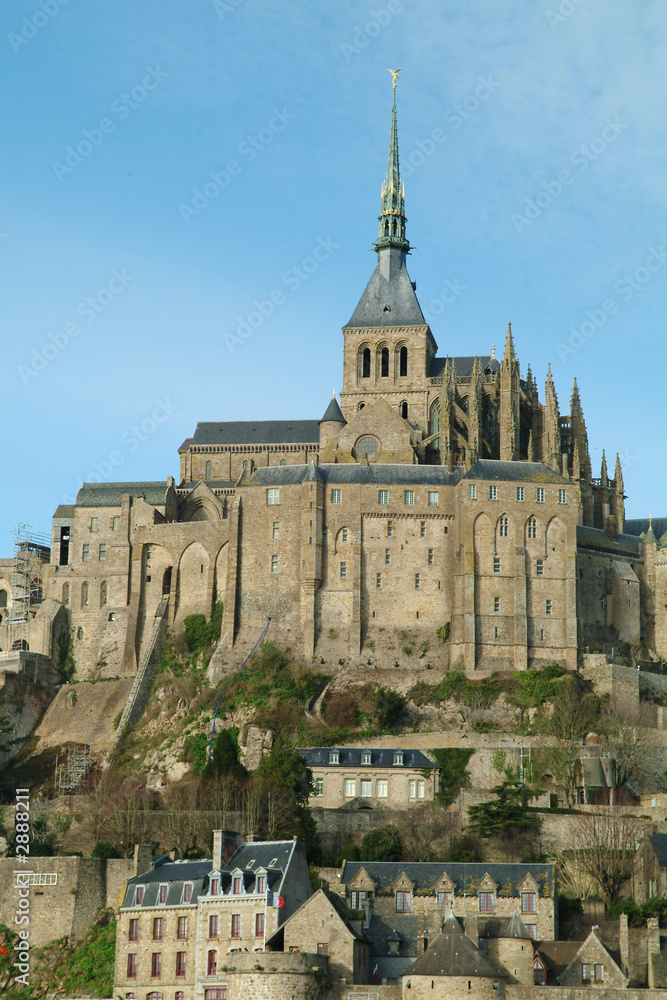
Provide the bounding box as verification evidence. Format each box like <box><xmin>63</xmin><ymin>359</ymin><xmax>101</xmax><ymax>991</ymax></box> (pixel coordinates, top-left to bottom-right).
<box><xmin>375</xmin><ymin>72</ymin><xmax>410</xmax><ymax>254</ymax></box>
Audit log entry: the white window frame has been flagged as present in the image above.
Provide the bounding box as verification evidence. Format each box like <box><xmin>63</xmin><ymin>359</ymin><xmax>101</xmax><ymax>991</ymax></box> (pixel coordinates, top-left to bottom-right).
<box><xmin>376</xmin><ymin>779</ymin><xmax>388</xmax><ymax>797</ymax></box>
<box><xmin>558</xmin><ymin>489</ymin><xmax>567</xmax><ymax>504</ymax></box>
<box><xmin>331</xmin><ymin>489</ymin><xmax>342</xmax><ymax>504</ymax></box>
<box><xmin>489</xmin><ymin>485</ymin><xmax>497</xmax><ymax>500</ymax></box>
<box><xmin>270</xmin><ymin>555</ymin><xmax>278</xmax><ymax>574</ymax></box>
<box><xmin>404</xmin><ymin>490</ymin><xmax>415</xmax><ymax>506</ymax></box>
<box><xmin>517</xmin><ymin>487</ymin><xmax>525</xmax><ymax>501</ymax></box>
<box><xmin>340</xmin><ymin>562</ymin><xmax>347</xmax><ymax>579</ymax></box>
<box><xmin>493</xmin><ymin>557</ymin><xmax>501</xmax><ymax>574</ymax></box>
<box><xmin>344</xmin><ymin>778</ymin><xmax>356</xmax><ymax>797</ymax></box>
<box><xmin>360</xmin><ymin>779</ymin><xmax>372</xmax><ymax>797</ymax></box>
<box><xmin>378</xmin><ymin>490</ymin><xmax>389</xmax><ymax>505</ymax></box>
<box><xmin>428</xmin><ymin>491</ymin><xmax>439</xmax><ymax>506</ymax></box>
<box><xmin>469</xmin><ymin>484</ymin><xmax>477</xmax><ymax>500</ymax></box>
<box><xmin>267</xmin><ymin>488</ymin><xmax>280</xmax><ymax>505</ymax></box>
<box><xmin>537</xmin><ymin>488</ymin><xmax>545</xmax><ymax>503</ymax></box>
<box><xmin>315</xmin><ymin>778</ymin><xmax>323</xmax><ymax>796</ymax></box>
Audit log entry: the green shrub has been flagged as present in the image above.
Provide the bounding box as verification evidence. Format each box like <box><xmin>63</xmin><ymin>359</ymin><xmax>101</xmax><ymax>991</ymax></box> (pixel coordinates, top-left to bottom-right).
<box><xmin>91</xmin><ymin>840</ymin><xmax>123</xmax><ymax>859</ymax></box>
<box><xmin>432</xmin><ymin>748</ymin><xmax>475</xmax><ymax>807</ymax></box>
<box><xmin>361</xmin><ymin>824</ymin><xmax>403</xmax><ymax>862</ymax></box>
<box><xmin>372</xmin><ymin>687</ymin><xmax>406</xmax><ymax>729</ymax></box>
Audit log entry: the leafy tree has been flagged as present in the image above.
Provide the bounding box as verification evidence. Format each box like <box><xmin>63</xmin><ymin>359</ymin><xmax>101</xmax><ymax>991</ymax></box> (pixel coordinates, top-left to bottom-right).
<box><xmin>467</xmin><ymin>774</ymin><xmax>540</xmax><ymax>840</ymax></box>
<box><xmin>256</xmin><ymin>737</ymin><xmax>313</xmax><ymax>805</ymax></box>
<box><xmin>91</xmin><ymin>840</ymin><xmax>122</xmax><ymax>859</ymax></box>
<box><xmin>431</xmin><ymin>748</ymin><xmax>474</xmax><ymax>807</ymax></box>
<box><xmin>203</xmin><ymin>728</ymin><xmax>246</xmax><ymax>782</ymax></box>
<box><xmin>372</xmin><ymin>687</ymin><xmax>406</xmax><ymax>730</ymax></box>
<box><xmin>536</xmin><ymin>678</ymin><xmax>600</xmax><ymax>806</ymax></box>
<box><xmin>361</xmin><ymin>824</ymin><xmax>403</xmax><ymax>862</ymax></box>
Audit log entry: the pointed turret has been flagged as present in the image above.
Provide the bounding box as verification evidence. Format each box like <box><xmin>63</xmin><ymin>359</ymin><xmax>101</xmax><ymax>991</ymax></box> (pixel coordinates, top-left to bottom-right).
<box><xmin>600</xmin><ymin>450</ymin><xmax>608</xmax><ymax>487</ymax></box>
<box><xmin>615</xmin><ymin>452</ymin><xmax>624</xmax><ymax>492</ymax></box>
<box><xmin>503</xmin><ymin>321</ymin><xmax>516</xmax><ymax>363</ymax></box>
<box><xmin>500</xmin><ymin>323</ymin><xmax>520</xmax><ymax>461</ymax></box>
<box><xmin>613</xmin><ymin>452</ymin><xmax>625</xmax><ymax>533</ymax></box>
<box><xmin>645</xmin><ymin>515</ymin><xmax>658</xmax><ymax>546</ymax></box>
<box><xmin>374</xmin><ymin>81</ymin><xmax>410</xmax><ymax>255</ymax></box>
<box><xmin>543</xmin><ymin>364</ymin><xmax>562</xmax><ymax>472</ymax></box>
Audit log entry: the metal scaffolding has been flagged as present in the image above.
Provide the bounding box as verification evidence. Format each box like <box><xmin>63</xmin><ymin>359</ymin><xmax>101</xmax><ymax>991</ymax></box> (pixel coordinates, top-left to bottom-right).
<box><xmin>2</xmin><ymin>523</ymin><xmax>49</xmax><ymax>652</ymax></box>
<box><xmin>55</xmin><ymin>744</ymin><xmax>93</xmax><ymax>795</ymax></box>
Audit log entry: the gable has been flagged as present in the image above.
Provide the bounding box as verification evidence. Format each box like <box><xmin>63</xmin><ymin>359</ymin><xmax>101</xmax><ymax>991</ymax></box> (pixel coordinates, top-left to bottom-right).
<box><xmin>326</xmin><ymin>397</ymin><xmax>417</xmax><ymax>465</ymax></box>
<box><xmin>518</xmin><ymin>873</ymin><xmax>539</xmax><ymax>894</ymax></box>
<box><xmin>477</xmin><ymin>873</ymin><xmax>498</xmax><ymax>894</ymax></box>
<box><xmin>348</xmin><ymin>866</ymin><xmax>376</xmax><ymax>893</ymax></box>
<box><xmin>393</xmin><ymin>871</ymin><xmax>415</xmax><ymax>893</ymax></box>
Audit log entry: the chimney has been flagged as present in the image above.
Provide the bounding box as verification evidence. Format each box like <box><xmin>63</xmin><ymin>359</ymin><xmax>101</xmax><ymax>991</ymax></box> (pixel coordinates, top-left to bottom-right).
<box><xmin>133</xmin><ymin>844</ymin><xmax>153</xmax><ymax>877</ymax></box>
<box><xmin>619</xmin><ymin>913</ymin><xmax>629</xmax><ymax>976</ymax></box>
<box><xmin>169</xmin><ymin>848</ymin><xmax>180</xmax><ymax>861</ymax></box>
<box><xmin>213</xmin><ymin>831</ymin><xmax>223</xmax><ymax>871</ymax></box>
<box><xmin>647</xmin><ymin>917</ymin><xmax>660</xmax><ymax>988</ymax></box>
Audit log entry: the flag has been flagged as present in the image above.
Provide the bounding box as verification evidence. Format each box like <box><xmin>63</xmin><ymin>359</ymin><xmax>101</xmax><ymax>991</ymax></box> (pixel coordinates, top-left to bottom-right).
<box><xmin>373</xmin><ymin>961</ymin><xmax>379</xmax><ymax>981</ymax></box>
<box><xmin>0</xmin><ymin>943</ymin><xmax>8</xmax><ymax>955</ymax></box>
<box><xmin>267</xmin><ymin>890</ymin><xmax>285</xmax><ymax>908</ymax></box>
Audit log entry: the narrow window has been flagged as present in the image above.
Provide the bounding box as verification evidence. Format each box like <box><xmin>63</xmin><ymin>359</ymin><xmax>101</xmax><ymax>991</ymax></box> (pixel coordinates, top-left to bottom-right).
<box><xmin>387</xmin><ymin>520</ymin><xmax>393</xmax><ymax>537</ymax></box>
<box><xmin>272</xmin><ymin>521</ymin><xmax>279</xmax><ymax>539</ymax></box>
<box><xmin>99</xmin><ymin>543</ymin><xmax>106</xmax><ymax>561</ymax></box>
<box><xmin>112</xmin><ymin>515</ymin><xmax>121</xmax><ymax>531</ymax></box>
<box><xmin>420</xmin><ymin>521</ymin><xmax>426</xmax><ymax>537</ymax></box>
<box><xmin>594</xmin><ymin>964</ymin><xmax>604</xmax><ymax>982</ymax></box>
<box><xmin>342</xmin><ymin>528</ymin><xmax>348</xmax><ymax>542</ymax></box>
<box><xmin>428</xmin><ymin>491</ymin><xmax>439</xmax><ymax>506</ymax></box>
<box><xmin>362</xmin><ymin>347</ymin><xmax>371</xmax><ymax>378</ymax></box>
<box><xmin>315</xmin><ymin>778</ymin><xmax>323</xmax><ymax>796</ymax></box>
<box><xmin>417</xmin><ymin>779</ymin><xmax>425</xmax><ymax>798</ymax></box>
<box><xmin>207</xmin><ymin>949</ymin><xmax>218</xmax><ymax>976</ymax></box>
<box><xmin>205</xmin><ymin>460</ymin><xmax>212</xmax><ymax>479</ymax></box>
<box><xmin>331</xmin><ymin>489</ymin><xmax>342</xmax><ymax>504</ymax></box>
<box><xmin>378</xmin><ymin>489</ymin><xmax>389</xmax><ymax>505</ymax></box>
<box><xmin>537</xmin><ymin>487</ymin><xmax>545</xmax><ymax>503</ymax></box>
<box><xmin>536</xmin><ymin>560</ymin><xmax>544</xmax><ymax>576</ymax></box>
<box><xmin>257</xmin><ymin>875</ymin><xmax>266</xmax><ymax>893</ymax></box>
<box><xmin>271</xmin><ymin>555</ymin><xmax>278</xmax><ymax>574</ymax></box>
<box><xmin>546</xmin><ymin>599</ymin><xmax>552</xmax><ymax>615</ymax></box>
<box><xmin>90</xmin><ymin>516</ymin><xmax>98</xmax><ymax>532</ymax></box>
<box><xmin>209</xmin><ymin>914</ymin><xmax>218</xmax><ymax>938</ymax></box>
<box><xmin>340</xmin><ymin>562</ymin><xmax>347</xmax><ymax>579</ymax></box>
<box><xmin>127</xmin><ymin>954</ymin><xmax>137</xmax><ymax>978</ymax></box>
<box><xmin>494</xmin><ymin>626</ymin><xmax>499</xmax><ymax>639</ymax></box>
<box><xmin>404</xmin><ymin>490</ymin><xmax>414</xmax><ymax>506</ymax></box>
<box><xmin>135</xmin><ymin>885</ymin><xmax>144</xmax><ymax>905</ymax></box>
<box><xmin>63</xmin><ymin>583</ymin><xmax>70</xmax><ymax>604</ymax></box>
<box><xmin>153</xmin><ymin>917</ymin><xmax>163</xmax><ymax>940</ymax></box>
<box><xmin>415</xmin><ymin>573</ymin><xmax>420</xmax><ymax>590</ymax></box>
<box><xmin>360</xmin><ymin>778</ymin><xmax>372</xmax><ymax>797</ymax></box>
<box><xmin>376</xmin><ymin>573</ymin><xmax>382</xmax><ymax>589</ymax></box>
<box><xmin>493</xmin><ymin>557</ymin><xmax>501</xmax><ymax>574</ymax></box>
<box><xmin>399</xmin><ymin>345</ymin><xmax>408</xmax><ymax>377</ymax></box>
<box><xmin>231</xmin><ymin>914</ymin><xmax>241</xmax><ymax>938</ymax></box>
<box><xmin>517</xmin><ymin>487</ymin><xmax>525</xmax><ymax>501</ymax></box>
<box><xmin>558</xmin><ymin>489</ymin><xmax>567</xmax><ymax>504</ymax></box>
<box><xmin>81</xmin><ymin>582</ymin><xmax>89</xmax><ymax>607</ymax></box>
<box><xmin>401</xmin><ymin>401</ymin><xmax>408</xmax><ymax>419</ymax></box>
<box><xmin>344</xmin><ymin>778</ymin><xmax>356</xmax><ymax>797</ymax></box>
<box><xmin>177</xmin><ymin>915</ymin><xmax>187</xmax><ymax>938</ymax></box>
<box><xmin>499</xmin><ymin>516</ymin><xmax>508</xmax><ymax>537</ymax></box>
<box><xmin>100</xmin><ymin>581</ymin><xmax>108</xmax><ymax>606</ymax></box>
<box><xmin>151</xmin><ymin>952</ymin><xmax>161</xmax><ymax>977</ymax></box>
<box><xmin>494</xmin><ymin>597</ymin><xmax>500</xmax><ymax>613</ymax></box>
<box><xmin>233</xmin><ymin>876</ymin><xmax>242</xmax><ymax>894</ymax></box>
<box><xmin>581</xmin><ymin>964</ymin><xmax>591</xmax><ymax>982</ymax></box>
<box><xmin>210</xmin><ymin>878</ymin><xmax>219</xmax><ymax>896</ymax></box>
<box><xmin>158</xmin><ymin>884</ymin><xmax>167</xmax><ymax>905</ymax></box>
<box><xmin>527</xmin><ymin>517</ymin><xmax>537</xmax><ymax>539</ymax></box>
<box><xmin>469</xmin><ymin>484</ymin><xmax>477</xmax><ymax>500</ymax></box>
<box><xmin>82</xmin><ymin>544</ymin><xmax>89</xmax><ymax>562</ymax></box>
<box><xmin>377</xmin><ymin>779</ymin><xmax>388</xmax><ymax>797</ymax></box>
<box><xmin>128</xmin><ymin>918</ymin><xmax>138</xmax><ymax>941</ymax></box>
<box><xmin>540</xmin><ymin>629</ymin><xmax>544</xmax><ymax>641</ymax></box>
<box><xmin>381</xmin><ymin>346</ymin><xmax>389</xmax><ymax>377</ymax></box>
<box><xmin>255</xmin><ymin>912</ymin><xmax>265</xmax><ymax>937</ymax></box>
<box><xmin>267</xmin><ymin>488</ymin><xmax>280</xmax><ymax>505</ymax></box>
<box><xmin>409</xmin><ymin>779</ymin><xmax>416</xmax><ymax>798</ymax></box>
<box><xmin>176</xmin><ymin>951</ymin><xmax>186</xmax><ymax>977</ymax></box>
<box><xmin>489</xmin><ymin>485</ymin><xmax>497</xmax><ymax>500</ymax></box>
<box><xmin>428</xmin><ymin>549</ymin><xmax>434</xmax><ymax>565</ymax></box>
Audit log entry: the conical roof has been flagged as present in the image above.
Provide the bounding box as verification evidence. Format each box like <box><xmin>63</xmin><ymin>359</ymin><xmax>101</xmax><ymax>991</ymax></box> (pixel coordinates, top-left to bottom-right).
<box><xmin>320</xmin><ymin>396</ymin><xmax>346</xmax><ymax>424</ymax></box>
<box><xmin>505</xmin><ymin>909</ymin><xmax>532</xmax><ymax>939</ymax></box>
<box><xmin>404</xmin><ymin>912</ymin><xmax>505</xmax><ymax>979</ymax></box>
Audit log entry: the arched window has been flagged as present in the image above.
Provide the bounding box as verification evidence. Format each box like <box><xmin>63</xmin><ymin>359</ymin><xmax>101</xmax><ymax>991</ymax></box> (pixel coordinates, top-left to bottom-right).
<box><xmin>499</xmin><ymin>516</ymin><xmax>509</xmax><ymax>538</ymax></box>
<box><xmin>207</xmin><ymin>949</ymin><xmax>217</xmax><ymax>976</ymax></box>
<box><xmin>11</xmin><ymin>639</ymin><xmax>28</xmax><ymax>651</ymax></box>
<box><xmin>381</xmin><ymin>346</ymin><xmax>389</xmax><ymax>378</ymax></box>
<box><xmin>62</xmin><ymin>583</ymin><xmax>69</xmax><ymax>605</ymax></box>
<box><xmin>205</xmin><ymin>460</ymin><xmax>212</xmax><ymax>480</ymax></box>
<box><xmin>400</xmin><ymin>401</ymin><xmax>408</xmax><ymax>419</ymax></box>
<box><xmin>356</xmin><ymin>436</ymin><xmax>380</xmax><ymax>458</ymax></box>
<box><xmin>399</xmin><ymin>346</ymin><xmax>408</xmax><ymax>377</ymax></box>
<box><xmin>146</xmin><ymin>994</ymin><xmax>164</xmax><ymax>1000</ymax></box>
<box><xmin>280</xmin><ymin>459</ymin><xmax>287</xmax><ymax>466</ymax></box>
<box><xmin>0</xmin><ymin>589</ymin><xmax>7</xmax><ymax>608</ymax></box>
<box><xmin>358</xmin><ymin>402</ymin><xmax>365</xmax><ymax>410</ymax></box>
<box><xmin>527</xmin><ymin>517</ymin><xmax>537</xmax><ymax>539</ymax></box>
<box><xmin>81</xmin><ymin>582</ymin><xmax>89</xmax><ymax>608</ymax></box>
<box><xmin>162</xmin><ymin>567</ymin><xmax>172</xmax><ymax>596</ymax></box>
<box><xmin>31</xmin><ymin>578</ymin><xmax>43</xmax><ymax>603</ymax></box>
<box><xmin>77</xmin><ymin>627</ymin><xmax>84</xmax><ymax>639</ymax></box>
<box><xmin>100</xmin><ymin>581</ymin><xmax>108</xmax><ymax>606</ymax></box>
<box><xmin>362</xmin><ymin>347</ymin><xmax>371</xmax><ymax>379</ymax></box>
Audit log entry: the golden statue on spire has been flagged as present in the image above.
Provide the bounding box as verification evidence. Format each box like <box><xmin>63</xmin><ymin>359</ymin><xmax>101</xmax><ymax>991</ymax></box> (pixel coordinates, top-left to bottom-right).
<box><xmin>387</xmin><ymin>67</ymin><xmax>402</xmax><ymax>88</ymax></box>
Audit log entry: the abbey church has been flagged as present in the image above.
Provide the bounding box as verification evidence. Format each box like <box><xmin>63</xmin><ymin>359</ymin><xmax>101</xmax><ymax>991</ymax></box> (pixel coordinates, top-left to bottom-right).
<box><xmin>2</xmin><ymin>85</ymin><xmax>665</xmax><ymax>682</ymax></box>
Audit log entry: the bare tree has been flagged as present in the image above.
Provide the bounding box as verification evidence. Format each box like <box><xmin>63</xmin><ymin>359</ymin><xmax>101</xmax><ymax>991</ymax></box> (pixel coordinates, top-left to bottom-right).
<box><xmin>162</xmin><ymin>783</ymin><xmax>202</xmax><ymax>856</ymax></box>
<box><xmin>395</xmin><ymin>804</ymin><xmax>461</xmax><ymax>862</ymax></box>
<box><xmin>548</xmin><ymin>809</ymin><xmax>646</xmax><ymax>908</ymax></box>
<box><xmin>601</xmin><ymin>699</ymin><xmax>657</xmax><ymax>791</ymax></box>
<box><xmin>539</xmin><ymin>683</ymin><xmax>600</xmax><ymax>806</ymax></box>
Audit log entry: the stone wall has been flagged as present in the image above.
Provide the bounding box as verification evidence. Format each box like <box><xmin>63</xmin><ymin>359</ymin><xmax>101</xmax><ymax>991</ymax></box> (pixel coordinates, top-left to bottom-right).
<box><xmin>0</xmin><ymin>662</ymin><xmax>60</xmax><ymax>764</ymax></box>
<box><xmin>227</xmin><ymin>952</ymin><xmax>326</xmax><ymax>1000</ymax></box>
<box><xmin>404</xmin><ymin>973</ymin><xmax>506</xmax><ymax>1000</ymax></box>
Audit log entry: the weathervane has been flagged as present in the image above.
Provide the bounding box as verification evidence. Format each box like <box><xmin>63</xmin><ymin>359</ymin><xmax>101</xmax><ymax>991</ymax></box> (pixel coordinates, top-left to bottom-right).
<box><xmin>387</xmin><ymin>67</ymin><xmax>402</xmax><ymax>88</ymax></box>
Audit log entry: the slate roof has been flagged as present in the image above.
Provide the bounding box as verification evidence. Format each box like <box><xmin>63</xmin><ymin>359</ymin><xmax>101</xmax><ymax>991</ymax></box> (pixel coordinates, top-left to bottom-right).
<box><xmin>266</xmin><ymin>888</ymin><xmax>368</xmax><ymax>948</ymax></box>
<box><xmin>239</xmin><ymin>463</ymin><xmax>463</xmax><ymax>488</ymax></box>
<box><xmin>479</xmin><ymin>913</ymin><xmax>532</xmax><ymax>940</ymax></box>
<box><xmin>535</xmin><ymin>940</ymin><xmax>580</xmax><ymax>979</ymax></box>
<box><xmin>53</xmin><ymin>505</ymin><xmax>75</xmax><ymax>518</ymax></box>
<box><xmin>341</xmin><ymin>861</ymin><xmax>555</xmax><ymax>898</ymax></box>
<box><xmin>178</xmin><ymin>481</ymin><xmax>236</xmax><ymax>491</ymax></box>
<box><xmin>462</xmin><ymin>460</ymin><xmax>569</xmax><ymax>484</ymax></box>
<box><xmin>76</xmin><ymin>482</ymin><xmax>168</xmax><ymax>508</ymax></box>
<box><xmin>299</xmin><ymin>747</ymin><xmax>435</xmax><ymax>769</ymax></box>
<box><xmin>404</xmin><ymin>912</ymin><xmax>505</xmax><ymax>979</ymax></box>
<box><xmin>320</xmin><ymin>396</ymin><xmax>346</xmax><ymax>424</ymax></box>
<box><xmin>189</xmin><ymin>420</ymin><xmax>320</xmax><ymax>446</ymax></box>
<box><xmin>344</xmin><ymin>249</ymin><xmax>426</xmax><ymax>328</ymax></box>
<box><xmin>649</xmin><ymin>834</ymin><xmax>667</xmax><ymax>868</ymax></box>
<box><xmin>576</xmin><ymin>525</ymin><xmax>643</xmax><ymax>556</ymax></box>
<box><xmin>366</xmin><ymin>912</ymin><xmax>420</xmax><ymax>961</ymax></box>
<box><xmin>625</xmin><ymin>517</ymin><xmax>667</xmax><ymax>540</ymax></box>
<box><xmin>430</xmin><ymin>356</ymin><xmax>500</xmax><ymax>378</ymax></box>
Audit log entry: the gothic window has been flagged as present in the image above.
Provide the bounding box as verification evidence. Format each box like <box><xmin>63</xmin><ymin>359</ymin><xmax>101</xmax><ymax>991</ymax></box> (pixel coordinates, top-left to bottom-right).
<box><xmin>381</xmin><ymin>346</ymin><xmax>389</xmax><ymax>378</ymax></box>
<box><xmin>81</xmin><ymin>582</ymin><xmax>89</xmax><ymax>607</ymax></box>
<box><xmin>399</xmin><ymin>346</ymin><xmax>408</xmax><ymax>377</ymax></box>
<box><xmin>100</xmin><ymin>581</ymin><xmax>108</xmax><ymax>606</ymax></box>
<box><xmin>0</xmin><ymin>590</ymin><xmax>7</xmax><ymax>608</ymax></box>
<box><xmin>400</xmin><ymin>401</ymin><xmax>408</xmax><ymax>419</ymax></box>
<box><xmin>459</xmin><ymin>394</ymin><xmax>469</xmax><ymax>415</ymax></box>
<box><xmin>527</xmin><ymin>517</ymin><xmax>537</xmax><ymax>539</ymax></box>
<box><xmin>483</xmin><ymin>398</ymin><xmax>497</xmax><ymax>451</ymax></box>
<box><xmin>499</xmin><ymin>516</ymin><xmax>509</xmax><ymax>538</ymax></box>
<box><xmin>362</xmin><ymin>347</ymin><xmax>371</xmax><ymax>379</ymax></box>
<box><xmin>205</xmin><ymin>461</ymin><xmax>212</xmax><ymax>480</ymax></box>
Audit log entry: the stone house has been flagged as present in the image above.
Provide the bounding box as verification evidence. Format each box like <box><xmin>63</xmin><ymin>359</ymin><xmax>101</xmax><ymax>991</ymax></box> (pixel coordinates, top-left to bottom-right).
<box><xmin>533</xmin><ymin>929</ymin><xmax>626</xmax><ymax>988</ymax></box>
<box><xmin>636</xmin><ymin>833</ymin><xmax>667</xmax><ymax>903</ymax></box>
<box><xmin>298</xmin><ymin>746</ymin><xmax>439</xmax><ymax>809</ymax></box>
<box><xmin>335</xmin><ymin>860</ymin><xmax>556</xmax><ymax>983</ymax></box>
<box><xmin>113</xmin><ymin>832</ymin><xmax>312</xmax><ymax>1000</ymax></box>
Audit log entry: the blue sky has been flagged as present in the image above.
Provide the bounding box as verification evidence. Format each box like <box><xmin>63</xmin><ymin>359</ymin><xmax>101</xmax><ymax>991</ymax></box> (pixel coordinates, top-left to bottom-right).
<box><xmin>1</xmin><ymin>0</ymin><xmax>665</xmax><ymax>547</ymax></box>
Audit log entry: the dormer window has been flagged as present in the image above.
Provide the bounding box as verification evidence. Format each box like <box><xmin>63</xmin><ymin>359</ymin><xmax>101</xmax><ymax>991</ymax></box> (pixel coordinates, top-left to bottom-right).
<box><xmin>329</xmin><ymin>750</ymin><xmax>340</xmax><ymax>765</ymax></box>
<box><xmin>393</xmin><ymin>751</ymin><xmax>404</xmax><ymax>766</ymax></box>
<box><xmin>183</xmin><ymin>883</ymin><xmax>192</xmax><ymax>903</ymax></box>
<box><xmin>269</xmin><ymin>859</ymin><xmax>277</xmax><ymax>868</ymax></box>
<box><xmin>388</xmin><ymin>936</ymin><xmax>401</xmax><ymax>955</ymax></box>
<box><xmin>210</xmin><ymin>878</ymin><xmax>219</xmax><ymax>896</ymax></box>
<box><xmin>362</xmin><ymin>751</ymin><xmax>372</xmax><ymax>765</ymax></box>
<box><xmin>134</xmin><ymin>885</ymin><xmax>144</xmax><ymax>905</ymax></box>
<box><xmin>158</xmin><ymin>884</ymin><xmax>167</xmax><ymax>904</ymax></box>
<box><xmin>233</xmin><ymin>877</ymin><xmax>242</xmax><ymax>895</ymax></box>
<box><xmin>257</xmin><ymin>875</ymin><xmax>266</xmax><ymax>894</ymax></box>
